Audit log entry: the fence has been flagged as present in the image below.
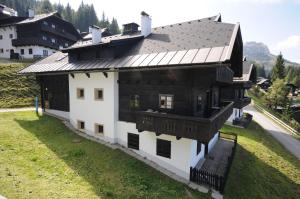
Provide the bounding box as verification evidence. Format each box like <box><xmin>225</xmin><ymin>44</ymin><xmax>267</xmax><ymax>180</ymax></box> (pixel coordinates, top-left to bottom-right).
<box><xmin>190</xmin><ymin>132</ymin><xmax>237</xmax><ymax>194</ymax></box>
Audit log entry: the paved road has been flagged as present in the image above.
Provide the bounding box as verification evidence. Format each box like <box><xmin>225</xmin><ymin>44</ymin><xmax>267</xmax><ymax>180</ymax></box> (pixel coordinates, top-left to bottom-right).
<box><xmin>244</xmin><ymin>105</ymin><xmax>300</xmax><ymax>160</ymax></box>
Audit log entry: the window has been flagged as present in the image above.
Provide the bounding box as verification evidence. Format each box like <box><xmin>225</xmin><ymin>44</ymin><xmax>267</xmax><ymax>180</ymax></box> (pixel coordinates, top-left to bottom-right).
<box><xmin>159</xmin><ymin>94</ymin><xmax>173</xmax><ymax>109</ymax></box>
<box><xmin>157</xmin><ymin>139</ymin><xmax>171</xmax><ymax>158</ymax></box>
<box><xmin>42</xmin><ymin>36</ymin><xmax>47</xmax><ymax>41</ymax></box>
<box><xmin>94</xmin><ymin>88</ymin><xmax>103</xmax><ymax>100</ymax></box>
<box><xmin>129</xmin><ymin>94</ymin><xmax>139</xmax><ymax>109</ymax></box>
<box><xmin>197</xmin><ymin>141</ymin><xmax>202</xmax><ymax>155</ymax></box>
<box><xmin>0</xmin><ymin>49</ymin><xmax>3</xmax><ymax>53</ymax></box>
<box><xmin>9</xmin><ymin>34</ymin><xmax>13</xmax><ymax>39</ymax></box>
<box><xmin>51</xmin><ymin>38</ymin><xmax>56</xmax><ymax>43</ymax></box>
<box><xmin>65</xmin><ymin>43</ymin><xmax>69</xmax><ymax>47</ymax></box>
<box><xmin>212</xmin><ymin>86</ymin><xmax>219</xmax><ymax>107</ymax></box>
<box><xmin>95</xmin><ymin>123</ymin><xmax>104</xmax><ymax>134</ymax></box>
<box><xmin>43</xmin><ymin>50</ymin><xmax>48</xmax><ymax>56</ymax></box>
<box><xmin>0</xmin><ymin>35</ymin><xmax>3</xmax><ymax>40</ymax></box>
<box><xmin>52</xmin><ymin>24</ymin><xmax>56</xmax><ymax>29</ymax></box>
<box><xmin>43</xmin><ymin>21</ymin><xmax>48</xmax><ymax>26</ymax></box>
<box><xmin>128</xmin><ymin>133</ymin><xmax>139</xmax><ymax>150</ymax></box>
<box><xmin>20</xmin><ymin>49</ymin><xmax>24</xmax><ymax>55</ymax></box>
<box><xmin>77</xmin><ymin>88</ymin><xmax>84</xmax><ymax>99</ymax></box>
<box><xmin>77</xmin><ymin>120</ymin><xmax>85</xmax><ymax>130</ymax></box>
<box><xmin>196</xmin><ymin>95</ymin><xmax>203</xmax><ymax>112</ymax></box>
<box><xmin>28</xmin><ymin>48</ymin><xmax>32</xmax><ymax>54</ymax></box>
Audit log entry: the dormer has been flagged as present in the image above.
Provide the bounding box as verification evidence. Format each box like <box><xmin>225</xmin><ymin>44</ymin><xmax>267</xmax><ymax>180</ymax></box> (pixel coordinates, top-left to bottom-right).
<box><xmin>122</xmin><ymin>23</ymin><xmax>139</xmax><ymax>35</ymax></box>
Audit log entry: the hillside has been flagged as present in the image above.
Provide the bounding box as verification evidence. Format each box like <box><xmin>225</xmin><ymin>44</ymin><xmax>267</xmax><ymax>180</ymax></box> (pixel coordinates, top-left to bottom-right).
<box><xmin>244</xmin><ymin>42</ymin><xmax>300</xmax><ymax>72</ymax></box>
<box><xmin>0</xmin><ymin>61</ymin><xmax>39</xmax><ymax>108</ymax></box>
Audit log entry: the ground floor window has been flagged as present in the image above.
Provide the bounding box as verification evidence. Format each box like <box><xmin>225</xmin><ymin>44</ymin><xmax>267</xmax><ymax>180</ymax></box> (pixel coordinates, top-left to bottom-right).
<box><xmin>157</xmin><ymin>139</ymin><xmax>171</xmax><ymax>158</ymax></box>
<box><xmin>20</xmin><ymin>49</ymin><xmax>24</xmax><ymax>55</ymax></box>
<box><xmin>0</xmin><ymin>49</ymin><xmax>3</xmax><ymax>53</ymax></box>
<box><xmin>128</xmin><ymin>133</ymin><xmax>139</xmax><ymax>150</ymax></box>
<box><xmin>28</xmin><ymin>48</ymin><xmax>33</xmax><ymax>55</ymax></box>
<box><xmin>95</xmin><ymin>123</ymin><xmax>104</xmax><ymax>135</ymax></box>
<box><xmin>77</xmin><ymin>120</ymin><xmax>85</xmax><ymax>131</ymax></box>
<box><xmin>43</xmin><ymin>50</ymin><xmax>48</xmax><ymax>56</ymax></box>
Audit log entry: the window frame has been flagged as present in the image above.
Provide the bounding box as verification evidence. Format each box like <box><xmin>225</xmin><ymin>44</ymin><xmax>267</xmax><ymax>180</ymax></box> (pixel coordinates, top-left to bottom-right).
<box><xmin>128</xmin><ymin>133</ymin><xmax>139</xmax><ymax>150</ymax></box>
<box><xmin>159</xmin><ymin>94</ymin><xmax>174</xmax><ymax>109</ymax></box>
<box><xmin>76</xmin><ymin>88</ymin><xmax>85</xmax><ymax>99</ymax></box>
<box><xmin>94</xmin><ymin>88</ymin><xmax>103</xmax><ymax>101</ymax></box>
<box><xmin>95</xmin><ymin>123</ymin><xmax>104</xmax><ymax>135</ymax></box>
<box><xmin>9</xmin><ymin>34</ymin><xmax>13</xmax><ymax>39</ymax></box>
<box><xmin>129</xmin><ymin>94</ymin><xmax>140</xmax><ymax>109</ymax></box>
<box><xmin>28</xmin><ymin>48</ymin><xmax>33</xmax><ymax>55</ymax></box>
<box><xmin>77</xmin><ymin>120</ymin><xmax>85</xmax><ymax>131</ymax></box>
<box><xmin>0</xmin><ymin>35</ymin><xmax>3</xmax><ymax>40</ymax></box>
<box><xmin>156</xmin><ymin>139</ymin><xmax>171</xmax><ymax>158</ymax></box>
<box><xmin>20</xmin><ymin>49</ymin><xmax>24</xmax><ymax>55</ymax></box>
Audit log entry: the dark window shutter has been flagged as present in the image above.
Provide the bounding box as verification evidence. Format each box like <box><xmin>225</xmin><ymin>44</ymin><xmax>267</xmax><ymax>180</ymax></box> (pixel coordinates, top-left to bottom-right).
<box><xmin>156</xmin><ymin>139</ymin><xmax>171</xmax><ymax>158</ymax></box>
<box><xmin>128</xmin><ymin>133</ymin><xmax>139</xmax><ymax>150</ymax></box>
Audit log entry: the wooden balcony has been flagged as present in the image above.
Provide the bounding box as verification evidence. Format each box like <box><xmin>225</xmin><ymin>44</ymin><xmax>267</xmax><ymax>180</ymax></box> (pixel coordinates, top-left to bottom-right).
<box><xmin>234</xmin><ymin>97</ymin><xmax>251</xmax><ymax>109</ymax></box>
<box><xmin>136</xmin><ymin>102</ymin><xmax>233</xmax><ymax>142</ymax></box>
<box><xmin>12</xmin><ymin>38</ymin><xmax>59</xmax><ymax>49</ymax></box>
<box><xmin>41</xmin><ymin>24</ymin><xmax>78</xmax><ymax>42</ymax></box>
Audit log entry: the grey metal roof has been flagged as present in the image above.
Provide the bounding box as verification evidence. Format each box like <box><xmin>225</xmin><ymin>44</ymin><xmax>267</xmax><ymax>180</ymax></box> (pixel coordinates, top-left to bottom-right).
<box><xmin>19</xmin><ymin>45</ymin><xmax>230</xmax><ymax>74</ymax></box>
<box><xmin>17</xmin><ymin>12</ymin><xmax>60</xmax><ymax>25</ymax></box>
<box><xmin>233</xmin><ymin>61</ymin><xmax>254</xmax><ymax>82</ymax></box>
<box><xmin>19</xmin><ymin>14</ymin><xmax>240</xmax><ymax>74</ymax></box>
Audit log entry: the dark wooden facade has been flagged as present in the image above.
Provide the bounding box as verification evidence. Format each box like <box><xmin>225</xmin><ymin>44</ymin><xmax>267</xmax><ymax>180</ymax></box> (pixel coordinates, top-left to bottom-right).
<box><xmin>12</xmin><ymin>14</ymin><xmax>81</xmax><ymax>50</ymax></box>
<box><xmin>119</xmin><ymin>67</ymin><xmax>233</xmax><ymax>142</ymax></box>
<box><xmin>38</xmin><ymin>75</ymin><xmax>69</xmax><ymax>112</ymax></box>
<box><xmin>221</xmin><ymin>82</ymin><xmax>251</xmax><ymax>109</ymax></box>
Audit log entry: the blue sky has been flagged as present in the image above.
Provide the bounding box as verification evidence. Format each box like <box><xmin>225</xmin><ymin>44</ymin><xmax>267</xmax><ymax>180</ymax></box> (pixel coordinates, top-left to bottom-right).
<box><xmin>51</xmin><ymin>0</ymin><xmax>300</xmax><ymax>63</ymax></box>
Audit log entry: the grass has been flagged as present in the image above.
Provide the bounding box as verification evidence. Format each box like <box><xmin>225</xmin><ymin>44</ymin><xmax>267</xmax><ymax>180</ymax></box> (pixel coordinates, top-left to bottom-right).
<box><xmin>0</xmin><ymin>111</ymin><xmax>210</xmax><ymax>199</ymax></box>
<box><xmin>0</xmin><ymin>111</ymin><xmax>299</xmax><ymax>199</ymax></box>
<box><xmin>0</xmin><ymin>61</ymin><xmax>39</xmax><ymax>108</ymax></box>
<box><xmin>222</xmin><ymin>123</ymin><xmax>300</xmax><ymax>199</ymax></box>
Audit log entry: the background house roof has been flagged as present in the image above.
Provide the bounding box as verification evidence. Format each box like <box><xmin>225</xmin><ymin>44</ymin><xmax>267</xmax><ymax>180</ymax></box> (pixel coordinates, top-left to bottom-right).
<box><xmin>233</xmin><ymin>61</ymin><xmax>256</xmax><ymax>82</ymax></box>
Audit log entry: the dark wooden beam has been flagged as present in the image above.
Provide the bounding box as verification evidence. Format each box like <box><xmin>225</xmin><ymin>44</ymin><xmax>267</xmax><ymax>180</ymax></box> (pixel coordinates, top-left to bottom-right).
<box><xmin>85</xmin><ymin>73</ymin><xmax>90</xmax><ymax>78</ymax></box>
<box><xmin>103</xmin><ymin>72</ymin><xmax>108</xmax><ymax>78</ymax></box>
<box><xmin>176</xmin><ymin>136</ymin><xmax>181</xmax><ymax>140</ymax></box>
<box><xmin>70</xmin><ymin>74</ymin><xmax>75</xmax><ymax>78</ymax></box>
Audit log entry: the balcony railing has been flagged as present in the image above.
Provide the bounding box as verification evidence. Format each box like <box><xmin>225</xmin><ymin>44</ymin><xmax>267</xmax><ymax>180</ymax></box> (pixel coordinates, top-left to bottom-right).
<box><xmin>234</xmin><ymin>97</ymin><xmax>251</xmax><ymax>109</ymax></box>
<box><xmin>136</xmin><ymin>102</ymin><xmax>233</xmax><ymax>142</ymax></box>
<box><xmin>12</xmin><ymin>38</ymin><xmax>59</xmax><ymax>50</ymax></box>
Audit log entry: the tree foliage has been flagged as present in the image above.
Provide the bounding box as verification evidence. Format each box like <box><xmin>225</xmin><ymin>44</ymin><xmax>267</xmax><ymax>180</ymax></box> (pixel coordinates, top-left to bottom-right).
<box><xmin>0</xmin><ymin>0</ymin><xmax>121</xmax><ymax>34</ymax></box>
<box><xmin>265</xmin><ymin>79</ymin><xmax>289</xmax><ymax>109</ymax></box>
<box><xmin>271</xmin><ymin>53</ymin><xmax>285</xmax><ymax>82</ymax></box>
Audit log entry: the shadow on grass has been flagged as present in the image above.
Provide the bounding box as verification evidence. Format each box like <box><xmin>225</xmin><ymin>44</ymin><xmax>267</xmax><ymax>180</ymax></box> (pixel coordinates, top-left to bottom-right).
<box><xmin>14</xmin><ymin>114</ymin><xmax>209</xmax><ymax>199</ymax></box>
<box><xmin>224</xmin><ymin>144</ymin><xmax>300</xmax><ymax>199</ymax></box>
<box><xmin>223</xmin><ymin>122</ymin><xmax>300</xmax><ymax>170</ymax></box>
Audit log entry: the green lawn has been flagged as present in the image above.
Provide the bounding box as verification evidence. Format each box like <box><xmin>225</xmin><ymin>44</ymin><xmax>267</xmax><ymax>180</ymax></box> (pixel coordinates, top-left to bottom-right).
<box><xmin>222</xmin><ymin>123</ymin><xmax>300</xmax><ymax>199</ymax></box>
<box><xmin>0</xmin><ymin>112</ymin><xmax>299</xmax><ymax>199</ymax></box>
<box><xmin>0</xmin><ymin>111</ymin><xmax>210</xmax><ymax>199</ymax></box>
<box><xmin>0</xmin><ymin>62</ymin><xmax>38</xmax><ymax>108</ymax></box>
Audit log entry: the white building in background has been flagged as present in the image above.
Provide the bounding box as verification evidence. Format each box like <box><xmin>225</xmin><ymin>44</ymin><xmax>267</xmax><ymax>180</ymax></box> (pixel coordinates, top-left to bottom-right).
<box><xmin>0</xmin><ymin>8</ymin><xmax>81</xmax><ymax>59</ymax></box>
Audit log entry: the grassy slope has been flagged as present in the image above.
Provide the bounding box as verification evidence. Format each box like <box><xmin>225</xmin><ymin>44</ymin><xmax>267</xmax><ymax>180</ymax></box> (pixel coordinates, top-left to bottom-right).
<box><xmin>222</xmin><ymin>123</ymin><xmax>300</xmax><ymax>199</ymax></box>
<box><xmin>0</xmin><ymin>111</ymin><xmax>210</xmax><ymax>199</ymax></box>
<box><xmin>0</xmin><ymin>62</ymin><xmax>39</xmax><ymax>108</ymax></box>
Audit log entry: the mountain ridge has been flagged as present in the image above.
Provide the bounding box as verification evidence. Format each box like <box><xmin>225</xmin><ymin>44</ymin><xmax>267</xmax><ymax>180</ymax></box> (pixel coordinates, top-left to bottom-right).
<box><xmin>243</xmin><ymin>41</ymin><xmax>299</xmax><ymax>72</ymax></box>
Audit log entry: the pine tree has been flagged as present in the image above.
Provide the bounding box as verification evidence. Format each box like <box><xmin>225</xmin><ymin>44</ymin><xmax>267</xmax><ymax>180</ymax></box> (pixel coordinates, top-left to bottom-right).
<box><xmin>271</xmin><ymin>53</ymin><xmax>285</xmax><ymax>82</ymax></box>
<box><xmin>109</xmin><ymin>18</ymin><xmax>121</xmax><ymax>34</ymax></box>
<box><xmin>265</xmin><ymin>79</ymin><xmax>289</xmax><ymax>109</ymax></box>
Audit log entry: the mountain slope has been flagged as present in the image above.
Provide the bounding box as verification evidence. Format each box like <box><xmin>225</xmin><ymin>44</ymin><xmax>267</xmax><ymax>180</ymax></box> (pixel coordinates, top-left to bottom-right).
<box><xmin>244</xmin><ymin>42</ymin><xmax>299</xmax><ymax>72</ymax></box>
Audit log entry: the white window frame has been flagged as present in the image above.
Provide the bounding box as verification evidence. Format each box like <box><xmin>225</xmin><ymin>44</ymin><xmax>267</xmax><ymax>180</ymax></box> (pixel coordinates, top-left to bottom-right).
<box><xmin>159</xmin><ymin>94</ymin><xmax>173</xmax><ymax>109</ymax></box>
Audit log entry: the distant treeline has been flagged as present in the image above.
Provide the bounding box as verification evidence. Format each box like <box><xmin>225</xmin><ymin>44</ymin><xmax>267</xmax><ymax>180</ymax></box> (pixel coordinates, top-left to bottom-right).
<box><xmin>0</xmin><ymin>0</ymin><xmax>121</xmax><ymax>34</ymax></box>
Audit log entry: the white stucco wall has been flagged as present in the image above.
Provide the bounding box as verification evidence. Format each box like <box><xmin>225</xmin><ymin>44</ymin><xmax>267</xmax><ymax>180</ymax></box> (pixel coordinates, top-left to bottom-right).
<box><xmin>227</xmin><ymin>108</ymin><xmax>243</xmax><ymax>123</ymax></box>
<box><xmin>17</xmin><ymin>45</ymin><xmax>56</xmax><ymax>59</ymax></box>
<box><xmin>45</xmin><ymin>109</ymin><xmax>69</xmax><ymax>120</ymax></box>
<box><xmin>117</xmin><ymin>121</ymin><xmax>198</xmax><ymax>179</ymax></box>
<box><xmin>69</xmin><ymin>72</ymin><xmax>118</xmax><ymax>143</ymax></box>
<box><xmin>208</xmin><ymin>132</ymin><xmax>219</xmax><ymax>153</ymax></box>
<box><xmin>0</xmin><ymin>25</ymin><xmax>16</xmax><ymax>59</ymax></box>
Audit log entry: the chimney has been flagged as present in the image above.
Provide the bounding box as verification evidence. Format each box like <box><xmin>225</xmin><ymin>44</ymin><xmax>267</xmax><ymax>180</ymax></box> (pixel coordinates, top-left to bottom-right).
<box><xmin>141</xmin><ymin>11</ymin><xmax>151</xmax><ymax>37</ymax></box>
<box><xmin>28</xmin><ymin>9</ymin><xmax>34</xmax><ymax>18</ymax></box>
<box><xmin>90</xmin><ymin>25</ymin><xmax>101</xmax><ymax>44</ymax></box>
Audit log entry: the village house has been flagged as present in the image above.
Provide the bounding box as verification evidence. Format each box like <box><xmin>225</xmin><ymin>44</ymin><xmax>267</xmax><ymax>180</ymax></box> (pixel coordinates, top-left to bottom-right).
<box><xmin>20</xmin><ymin>12</ymin><xmax>244</xmax><ymax>186</ymax></box>
<box><xmin>0</xmin><ymin>10</ymin><xmax>81</xmax><ymax>59</ymax></box>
